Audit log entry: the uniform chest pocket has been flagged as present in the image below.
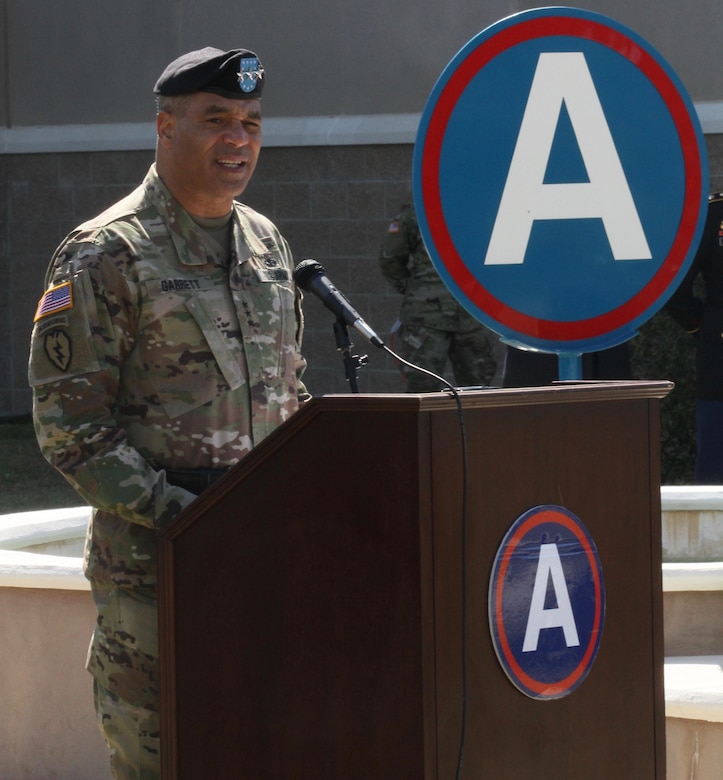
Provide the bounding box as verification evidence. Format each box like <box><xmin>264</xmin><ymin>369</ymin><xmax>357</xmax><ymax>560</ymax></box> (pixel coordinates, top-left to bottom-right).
<box><xmin>140</xmin><ymin>290</ymin><xmax>247</xmax><ymax>419</ymax></box>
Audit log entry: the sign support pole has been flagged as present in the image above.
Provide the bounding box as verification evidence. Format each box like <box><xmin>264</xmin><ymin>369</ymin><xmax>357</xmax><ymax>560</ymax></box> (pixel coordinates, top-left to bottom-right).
<box><xmin>558</xmin><ymin>353</ymin><xmax>583</xmax><ymax>381</ymax></box>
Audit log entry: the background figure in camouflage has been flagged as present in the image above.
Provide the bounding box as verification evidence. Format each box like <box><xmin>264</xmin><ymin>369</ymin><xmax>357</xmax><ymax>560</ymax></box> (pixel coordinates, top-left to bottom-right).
<box><xmin>28</xmin><ymin>48</ymin><xmax>308</xmax><ymax>780</ymax></box>
<box><xmin>666</xmin><ymin>192</ymin><xmax>723</xmax><ymax>483</ymax></box>
<box><xmin>379</xmin><ymin>204</ymin><xmax>497</xmax><ymax>391</ymax></box>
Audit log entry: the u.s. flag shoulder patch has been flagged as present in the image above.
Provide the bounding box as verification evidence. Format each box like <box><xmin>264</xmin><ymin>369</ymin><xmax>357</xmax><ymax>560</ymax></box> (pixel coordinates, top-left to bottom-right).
<box><xmin>34</xmin><ymin>281</ymin><xmax>73</xmax><ymax>321</ymax></box>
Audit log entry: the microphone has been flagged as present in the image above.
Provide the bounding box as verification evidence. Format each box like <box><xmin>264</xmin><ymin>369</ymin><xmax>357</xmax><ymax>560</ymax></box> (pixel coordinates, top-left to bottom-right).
<box><xmin>294</xmin><ymin>259</ymin><xmax>385</xmax><ymax>348</ymax></box>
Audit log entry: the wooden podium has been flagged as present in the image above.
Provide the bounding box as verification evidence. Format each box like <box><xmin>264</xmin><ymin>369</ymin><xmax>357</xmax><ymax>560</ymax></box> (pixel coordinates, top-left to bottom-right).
<box><xmin>159</xmin><ymin>381</ymin><xmax>670</xmax><ymax>779</ymax></box>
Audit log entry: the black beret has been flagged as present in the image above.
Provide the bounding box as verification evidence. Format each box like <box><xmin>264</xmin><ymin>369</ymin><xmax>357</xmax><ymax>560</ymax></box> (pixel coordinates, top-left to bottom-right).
<box><xmin>154</xmin><ymin>47</ymin><xmax>264</xmax><ymax>99</ymax></box>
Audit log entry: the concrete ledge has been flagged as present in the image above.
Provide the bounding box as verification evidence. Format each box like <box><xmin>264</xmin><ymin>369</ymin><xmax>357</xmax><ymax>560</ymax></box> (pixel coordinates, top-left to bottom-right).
<box><xmin>0</xmin><ymin>113</ymin><xmax>422</xmax><ymax>153</ymax></box>
<box><xmin>663</xmin><ymin>561</ymin><xmax>723</xmax><ymax>592</ymax></box>
<box><xmin>2</xmin><ymin>103</ymin><xmax>722</xmax><ymax>154</ymax></box>
<box><xmin>0</xmin><ymin>505</ymin><xmax>89</xmax><ymax>549</ymax></box>
<box><xmin>0</xmin><ymin>549</ymin><xmax>87</xmax><ymax>590</ymax></box>
<box><xmin>0</xmin><ymin>487</ymin><xmax>716</xmax><ymax>556</ymax></box>
<box><xmin>661</xmin><ymin>486</ymin><xmax>723</xmax><ymax>562</ymax></box>
<box><xmin>661</xmin><ymin>485</ymin><xmax>723</xmax><ymax>511</ymax></box>
<box><xmin>665</xmin><ymin>656</ymin><xmax>723</xmax><ymax>723</ymax></box>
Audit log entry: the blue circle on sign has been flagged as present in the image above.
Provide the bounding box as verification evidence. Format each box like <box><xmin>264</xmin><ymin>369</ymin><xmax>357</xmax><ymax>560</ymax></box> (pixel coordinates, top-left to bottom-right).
<box><xmin>488</xmin><ymin>505</ymin><xmax>605</xmax><ymax>700</ymax></box>
<box><xmin>413</xmin><ymin>7</ymin><xmax>708</xmax><ymax>353</ymax></box>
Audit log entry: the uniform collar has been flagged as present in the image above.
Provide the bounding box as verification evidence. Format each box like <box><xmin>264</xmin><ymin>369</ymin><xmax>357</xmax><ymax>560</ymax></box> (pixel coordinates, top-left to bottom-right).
<box><xmin>145</xmin><ymin>164</ymin><xmax>228</xmax><ymax>268</ymax></box>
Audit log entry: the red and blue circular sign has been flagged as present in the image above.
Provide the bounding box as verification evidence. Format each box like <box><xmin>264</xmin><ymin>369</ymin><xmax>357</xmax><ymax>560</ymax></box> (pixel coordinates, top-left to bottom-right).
<box><xmin>413</xmin><ymin>7</ymin><xmax>708</xmax><ymax>355</ymax></box>
<box><xmin>488</xmin><ymin>505</ymin><xmax>605</xmax><ymax>700</ymax></box>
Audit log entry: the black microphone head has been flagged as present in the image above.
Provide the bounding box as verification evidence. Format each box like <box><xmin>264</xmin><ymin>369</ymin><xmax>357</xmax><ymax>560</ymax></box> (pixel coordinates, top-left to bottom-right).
<box><xmin>293</xmin><ymin>257</ymin><xmax>385</xmax><ymax>348</ymax></box>
<box><xmin>294</xmin><ymin>259</ymin><xmax>325</xmax><ymax>290</ymax></box>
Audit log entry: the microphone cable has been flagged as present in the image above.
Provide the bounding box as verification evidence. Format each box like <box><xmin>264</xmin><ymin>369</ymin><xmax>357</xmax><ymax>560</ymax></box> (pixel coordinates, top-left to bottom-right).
<box><xmin>298</xmin><ymin>262</ymin><xmax>474</xmax><ymax>776</ymax></box>
<box><xmin>380</xmin><ymin>344</ymin><xmax>470</xmax><ymax>780</ymax></box>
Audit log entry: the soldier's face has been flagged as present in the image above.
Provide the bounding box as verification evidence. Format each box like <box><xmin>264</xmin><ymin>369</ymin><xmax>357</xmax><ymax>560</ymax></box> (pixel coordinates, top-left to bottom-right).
<box><xmin>156</xmin><ymin>92</ymin><xmax>262</xmax><ymax>217</ymax></box>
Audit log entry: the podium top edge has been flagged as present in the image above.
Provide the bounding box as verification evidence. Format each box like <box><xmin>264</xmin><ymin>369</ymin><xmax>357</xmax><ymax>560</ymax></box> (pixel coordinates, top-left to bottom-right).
<box><xmin>311</xmin><ymin>380</ymin><xmax>673</xmax><ymax>410</ymax></box>
<box><xmin>158</xmin><ymin>380</ymin><xmax>672</xmax><ymax>542</ymax></box>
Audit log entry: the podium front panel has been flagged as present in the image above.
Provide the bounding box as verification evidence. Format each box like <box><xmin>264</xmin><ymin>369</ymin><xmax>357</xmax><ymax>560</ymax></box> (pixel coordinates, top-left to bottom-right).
<box><xmin>160</xmin><ymin>382</ymin><xmax>668</xmax><ymax>779</ymax></box>
<box><xmin>428</xmin><ymin>393</ymin><xmax>665</xmax><ymax>778</ymax></box>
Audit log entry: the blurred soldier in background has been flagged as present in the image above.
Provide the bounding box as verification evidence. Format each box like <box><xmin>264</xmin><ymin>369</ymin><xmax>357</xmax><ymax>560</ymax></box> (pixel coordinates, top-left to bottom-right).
<box><xmin>379</xmin><ymin>204</ymin><xmax>497</xmax><ymax>391</ymax></box>
<box><xmin>667</xmin><ymin>192</ymin><xmax>723</xmax><ymax>483</ymax></box>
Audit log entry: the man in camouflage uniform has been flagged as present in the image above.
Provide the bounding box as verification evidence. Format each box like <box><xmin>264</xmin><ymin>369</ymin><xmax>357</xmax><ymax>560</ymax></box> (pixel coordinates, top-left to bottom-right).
<box><xmin>379</xmin><ymin>204</ymin><xmax>497</xmax><ymax>391</ymax></box>
<box><xmin>28</xmin><ymin>47</ymin><xmax>308</xmax><ymax>779</ymax></box>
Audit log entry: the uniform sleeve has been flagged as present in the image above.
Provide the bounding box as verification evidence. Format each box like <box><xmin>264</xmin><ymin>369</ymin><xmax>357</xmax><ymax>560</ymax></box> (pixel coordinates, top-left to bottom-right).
<box><xmin>29</xmin><ymin>240</ymin><xmax>196</xmax><ymax>530</ymax></box>
<box><xmin>379</xmin><ymin>206</ymin><xmax>416</xmax><ymax>293</ymax></box>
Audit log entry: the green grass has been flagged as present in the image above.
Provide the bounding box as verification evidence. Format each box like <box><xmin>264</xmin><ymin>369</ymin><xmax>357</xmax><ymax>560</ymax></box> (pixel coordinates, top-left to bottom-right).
<box><xmin>0</xmin><ymin>418</ymin><xmax>82</xmax><ymax>515</ymax></box>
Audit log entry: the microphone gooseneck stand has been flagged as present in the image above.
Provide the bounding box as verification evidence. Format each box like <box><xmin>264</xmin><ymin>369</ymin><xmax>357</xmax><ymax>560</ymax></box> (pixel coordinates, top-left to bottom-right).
<box><xmin>333</xmin><ymin>318</ymin><xmax>368</xmax><ymax>393</ymax></box>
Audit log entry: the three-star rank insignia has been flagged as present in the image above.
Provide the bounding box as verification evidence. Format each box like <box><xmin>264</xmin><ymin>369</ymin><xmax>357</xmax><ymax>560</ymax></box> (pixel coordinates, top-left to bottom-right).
<box><xmin>237</xmin><ymin>56</ymin><xmax>264</xmax><ymax>93</ymax></box>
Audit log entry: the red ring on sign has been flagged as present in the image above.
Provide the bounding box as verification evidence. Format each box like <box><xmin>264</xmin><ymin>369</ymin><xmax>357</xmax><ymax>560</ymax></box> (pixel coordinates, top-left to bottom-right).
<box><xmin>419</xmin><ymin>14</ymin><xmax>704</xmax><ymax>341</ymax></box>
<box><xmin>492</xmin><ymin>507</ymin><xmax>604</xmax><ymax>697</ymax></box>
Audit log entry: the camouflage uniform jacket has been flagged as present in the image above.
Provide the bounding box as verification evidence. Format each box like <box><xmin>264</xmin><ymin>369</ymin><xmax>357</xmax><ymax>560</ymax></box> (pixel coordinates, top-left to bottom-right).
<box><xmin>379</xmin><ymin>204</ymin><xmax>482</xmax><ymax>333</ymax></box>
<box><xmin>29</xmin><ymin>165</ymin><xmax>307</xmax><ymax>706</ymax></box>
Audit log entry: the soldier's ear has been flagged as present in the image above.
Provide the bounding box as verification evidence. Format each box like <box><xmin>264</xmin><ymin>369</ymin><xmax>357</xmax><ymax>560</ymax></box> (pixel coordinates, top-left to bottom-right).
<box><xmin>156</xmin><ymin>111</ymin><xmax>175</xmax><ymax>145</ymax></box>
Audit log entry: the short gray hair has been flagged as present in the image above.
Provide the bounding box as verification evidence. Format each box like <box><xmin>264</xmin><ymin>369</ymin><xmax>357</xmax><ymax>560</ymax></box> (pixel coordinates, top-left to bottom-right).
<box><xmin>156</xmin><ymin>94</ymin><xmax>191</xmax><ymax>117</ymax></box>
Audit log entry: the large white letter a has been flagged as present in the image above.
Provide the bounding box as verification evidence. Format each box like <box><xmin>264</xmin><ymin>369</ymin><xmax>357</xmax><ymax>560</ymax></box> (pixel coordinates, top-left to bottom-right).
<box><xmin>485</xmin><ymin>51</ymin><xmax>651</xmax><ymax>265</ymax></box>
<box><xmin>523</xmin><ymin>543</ymin><xmax>580</xmax><ymax>652</ymax></box>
